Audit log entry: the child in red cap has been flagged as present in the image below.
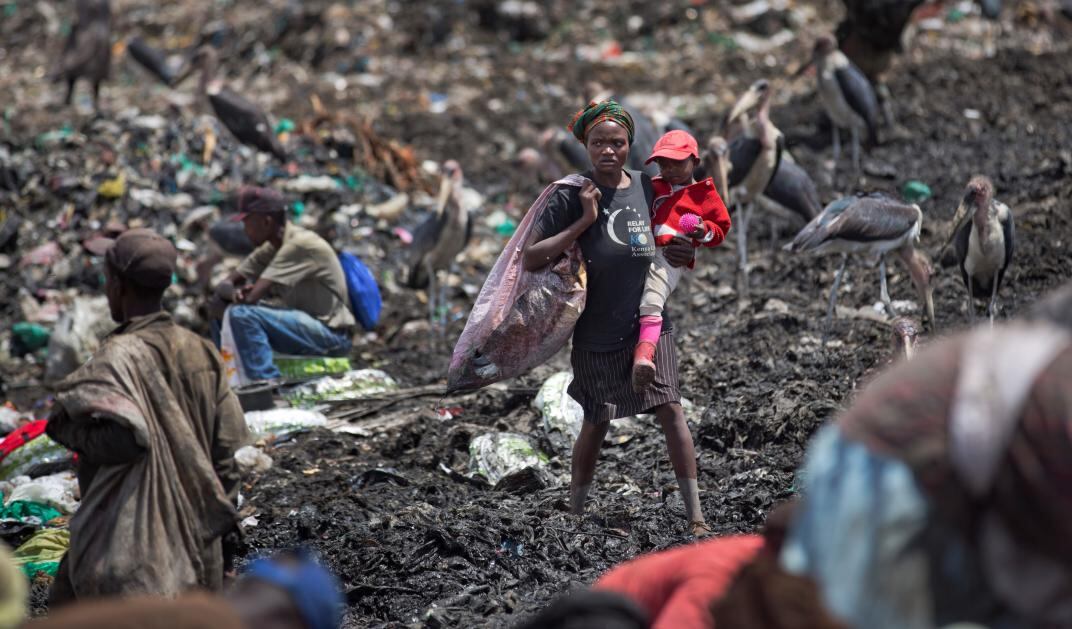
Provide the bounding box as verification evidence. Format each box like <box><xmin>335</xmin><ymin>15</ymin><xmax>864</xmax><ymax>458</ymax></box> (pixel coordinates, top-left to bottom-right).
<box><xmin>633</xmin><ymin>130</ymin><xmax>732</xmax><ymax>390</ymax></box>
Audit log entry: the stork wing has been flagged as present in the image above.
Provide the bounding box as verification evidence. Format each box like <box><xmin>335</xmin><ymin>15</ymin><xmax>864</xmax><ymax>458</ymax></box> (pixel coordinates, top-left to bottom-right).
<box><xmin>764</xmin><ymin>158</ymin><xmax>821</xmax><ymax>221</ymax></box>
<box><xmin>786</xmin><ymin>196</ymin><xmax>854</xmax><ymax>251</ymax></box>
<box><xmin>834</xmin><ymin>65</ymin><xmax>880</xmax><ymax>142</ymax></box>
<box><xmin>728</xmin><ymin>136</ymin><xmax>761</xmax><ymax>188</ymax></box>
<box><xmin>62</xmin><ymin>23</ymin><xmax>109</xmax><ymax>78</ymax></box>
<box><xmin>210</xmin><ymin>89</ymin><xmax>286</xmax><ymax>160</ymax></box>
<box><xmin>825</xmin><ymin>195</ymin><xmax>919</xmax><ymax>242</ymax></box>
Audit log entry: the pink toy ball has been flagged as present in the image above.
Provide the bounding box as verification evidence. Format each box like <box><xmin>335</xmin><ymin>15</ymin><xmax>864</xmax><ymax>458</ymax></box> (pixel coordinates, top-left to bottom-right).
<box><xmin>679</xmin><ymin>213</ymin><xmax>701</xmax><ymax>234</ymax></box>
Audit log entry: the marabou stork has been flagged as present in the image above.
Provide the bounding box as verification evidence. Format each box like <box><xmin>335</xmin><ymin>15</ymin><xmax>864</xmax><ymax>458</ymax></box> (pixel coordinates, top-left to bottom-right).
<box><xmin>796</xmin><ymin>36</ymin><xmax>880</xmax><ymax>177</ymax></box>
<box><xmin>719</xmin><ymin>79</ymin><xmax>783</xmax><ymax>288</ymax></box>
<box><xmin>58</xmin><ymin>0</ymin><xmax>111</xmax><ymax>110</ymax></box>
<box><xmin>836</xmin><ymin>0</ymin><xmax>926</xmax><ymax>126</ymax></box>
<box><xmin>406</xmin><ymin>161</ymin><xmax>473</xmax><ymax>329</ymax></box>
<box><xmin>946</xmin><ymin>175</ymin><xmax>1014</xmax><ymax>325</ymax></box>
<box><xmin>174</xmin><ymin>47</ymin><xmax>288</xmax><ymax>164</ymax></box>
<box><xmin>785</xmin><ymin>193</ymin><xmax>934</xmax><ymax>344</ymax></box>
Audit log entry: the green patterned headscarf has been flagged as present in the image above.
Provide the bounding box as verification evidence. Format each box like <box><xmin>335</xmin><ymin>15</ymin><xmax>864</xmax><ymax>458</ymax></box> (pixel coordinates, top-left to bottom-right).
<box><xmin>567</xmin><ymin>100</ymin><xmax>635</xmax><ymax>145</ymax></box>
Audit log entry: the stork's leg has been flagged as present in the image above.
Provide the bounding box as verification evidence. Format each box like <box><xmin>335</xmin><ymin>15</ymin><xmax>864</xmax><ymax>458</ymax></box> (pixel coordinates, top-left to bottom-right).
<box><xmin>988</xmin><ymin>278</ymin><xmax>999</xmax><ymax>327</ymax></box>
<box><xmin>427</xmin><ymin>265</ymin><xmax>438</xmax><ymax>330</ymax></box>
<box><xmin>439</xmin><ymin>266</ymin><xmax>451</xmax><ymax>332</ymax></box>
<box><xmin>92</xmin><ymin>81</ymin><xmax>102</xmax><ymax>112</ymax></box>
<box><xmin>736</xmin><ymin>202</ymin><xmax>750</xmax><ymax>295</ymax></box>
<box><xmin>851</xmin><ymin>125</ymin><xmax>861</xmax><ymax>176</ymax></box>
<box><xmin>967</xmin><ymin>280</ymin><xmax>975</xmax><ymax>324</ymax></box>
<box><xmin>878</xmin><ymin>257</ymin><xmax>898</xmax><ymax>317</ymax></box>
<box><xmin>878</xmin><ymin>83</ymin><xmax>896</xmax><ymax>128</ymax></box>
<box><xmin>831</xmin><ymin>125</ymin><xmax>842</xmax><ymax>172</ymax></box>
<box><xmin>822</xmin><ymin>254</ymin><xmax>849</xmax><ymax>348</ymax></box>
<box><xmin>64</xmin><ymin>79</ymin><xmax>75</xmax><ymax>106</ymax></box>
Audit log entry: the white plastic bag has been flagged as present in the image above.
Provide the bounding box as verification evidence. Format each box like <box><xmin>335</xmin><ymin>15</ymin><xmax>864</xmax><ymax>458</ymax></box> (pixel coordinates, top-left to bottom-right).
<box><xmin>7</xmin><ymin>471</ymin><xmax>80</xmax><ymax>514</ymax></box>
<box><xmin>219</xmin><ymin>307</ymin><xmax>247</xmax><ymax>388</ymax></box>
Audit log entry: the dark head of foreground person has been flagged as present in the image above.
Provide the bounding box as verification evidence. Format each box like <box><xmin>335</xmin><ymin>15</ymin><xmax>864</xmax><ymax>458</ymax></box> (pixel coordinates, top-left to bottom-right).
<box><xmin>521</xmin><ymin>99</ymin><xmax>711</xmax><ymax>536</ymax></box>
<box><xmin>26</xmin><ymin>551</ymin><xmax>344</xmax><ymax>629</ymax></box>
<box><xmin>45</xmin><ymin>228</ymin><xmax>250</xmax><ymax>606</ymax></box>
<box><xmin>211</xmin><ymin>186</ymin><xmax>355</xmax><ymax>383</ymax></box>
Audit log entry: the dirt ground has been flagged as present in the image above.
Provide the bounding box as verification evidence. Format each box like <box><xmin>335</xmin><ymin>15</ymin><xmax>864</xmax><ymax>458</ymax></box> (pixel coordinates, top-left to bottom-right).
<box><xmin>3</xmin><ymin>0</ymin><xmax>1072</xmax><ymax>627</ymax></box>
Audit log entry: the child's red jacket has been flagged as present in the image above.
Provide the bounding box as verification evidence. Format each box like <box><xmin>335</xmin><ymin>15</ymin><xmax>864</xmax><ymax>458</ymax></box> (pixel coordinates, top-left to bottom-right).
<box><xmin>651</xmin><ymin>177</ymin><xmax>732</xmax><ymax>255</ymax></box>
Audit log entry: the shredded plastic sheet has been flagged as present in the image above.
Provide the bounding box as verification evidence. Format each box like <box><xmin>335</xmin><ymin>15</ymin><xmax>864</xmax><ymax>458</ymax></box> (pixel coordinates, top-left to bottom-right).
<box><xmin>243</xmin><ymin>409</ymin><xmax>328</xmax><ymax>439</ymax></box>
<box><xmin>13</xmin><ymin>528</ymin><xmax>70</xmax><ymax>579</ymax></box>
<box><xmin>468</xmin><ymin>432</ymin><xmax>550</xmax><ymax>486</ymax></box>
<box><xmin>283</xmin><ymin>369</ymin><xmax>398</xmax><ymax>406</ymax></box>
<box><xmin>273</xmin><ymin>355</ymin><xmax>352</xmax><ymax>381</ymax></box>
<box><xmin>448</xmin><ymin>176</ymin><xmax>589</xmax><ymax>392</ymax></box>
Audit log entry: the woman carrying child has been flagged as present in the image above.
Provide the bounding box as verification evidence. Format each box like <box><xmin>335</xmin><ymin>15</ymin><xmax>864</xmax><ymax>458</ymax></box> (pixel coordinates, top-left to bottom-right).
<box><xmin>523</xmin><ymin>101</ymin><xmax>727</xmax><ymax>536</ymax></box>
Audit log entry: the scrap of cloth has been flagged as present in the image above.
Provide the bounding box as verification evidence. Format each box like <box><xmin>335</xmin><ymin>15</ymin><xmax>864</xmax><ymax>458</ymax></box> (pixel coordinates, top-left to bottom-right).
<box><xmin>48</xmin><ymin>314</ymin><xmax>248</xmax><ymax>598</ymax></box>
<box><xmin>567</xmin><ymin>99</ymin><xmax>636</xmax><ymax>144</ymax></box>
<box><xmin>787</xmin><ymin>322</ymin><xmax>1072</xmax><ymax>627</ymax></box>
<box><xmin>595</xmin><ymin>535</ymin><xmax>764</xmax><ymax>629</ymax></box>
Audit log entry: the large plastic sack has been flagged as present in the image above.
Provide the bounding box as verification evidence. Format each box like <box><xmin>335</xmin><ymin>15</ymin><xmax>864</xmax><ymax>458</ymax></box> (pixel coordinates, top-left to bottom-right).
<box><xmin>13</xmin><ymin>528</ymin><xmax>70</xmax><ymax>579</ymax></box>
<box><xmin>534</xmin><ymin>371</ymin><xmax>585</xmax><ymax>456</ymax></box>
<box><xmin>44</xmin><ymin>296</ymin><xmax>115</xmax><ymax>383</ymax></box>
<box><xmin>468</xmin><ymin>432</ymin><xmax>549</xmax><ymax>486</ymax></box>
<box><xmin>448</xmin><ymin>176</ymin><xmax>589</xmax><ymax>392</ymax></box>
<box><xmin>338</xmin><ymin>251</ymin><xmax>382</xmax><ymax>331</ymax></box>
<box><xmin>243</xmin><ymin>408</ymin><xmax>328</xmax><ymax>439</ymax></box>
<box><xmin>283</xmin><ymin>369</ymin><xmax>398</xmax><ymax>406</ymax></box>
<box><xmin>7</xmin><ymin>472</ymin><xmax>79</xmax><ymax>514</ymax></box>
<box><xmin>0</xmin><ymin>434</ymin><xmax>69</xmax><ymax>482</ymax></box>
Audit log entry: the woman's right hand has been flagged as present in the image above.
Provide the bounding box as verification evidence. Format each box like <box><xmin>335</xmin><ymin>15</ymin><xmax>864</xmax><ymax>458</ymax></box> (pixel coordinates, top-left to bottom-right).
<box><xmin>579</xmin><ymin>181</ymin><xmax>602</xmax><ymax>226</ymax></box>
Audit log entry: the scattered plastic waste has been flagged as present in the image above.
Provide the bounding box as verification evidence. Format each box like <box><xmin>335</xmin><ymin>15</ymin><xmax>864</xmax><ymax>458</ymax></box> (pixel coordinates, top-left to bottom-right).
<box><xmin>11</xmin><ymin>323</ymin><xmax>50</xmax><ymax>353</ymax></box>
<box><xmin>234</xmin><ymin>445</ymin><xmax>273</xmax><ymax>474</ymax></box>
<box><xmin>6</xmin><ymin>472</ymin><xmax>80</xmax><ymax>514</ymax></box>
<box><xmin>901</xmin><ymin>180</ymin><xmax>933</xmax><ymax>204</ymax></box>
<box><xmin>284</xmin><ymin>369</ymin><xmax>398</xmax><ymax>406</ymax></box>
<box><xmin>243</xmin><ymin>408</ymin><xmax>329</xmax><ymax>439</ymax></box>
<box><xmin>468</xmin><ymin>432</ymin><xmax>549</xmax><ymax>486</ymax></box>
<box><xmin>13</xmin><ymin>528</ymin><xmax>70</xmax><ymax>578</ymax></box>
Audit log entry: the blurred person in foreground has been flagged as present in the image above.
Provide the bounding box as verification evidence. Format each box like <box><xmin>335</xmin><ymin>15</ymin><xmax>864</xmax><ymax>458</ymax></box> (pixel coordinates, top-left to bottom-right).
<box><xmin>46</xmin><ymin>229</ymin><xmax>249</xmax><ymax>605</ymax></box>
<box><xmin>780</xmin><ymin>281</ymin><xmax>1072</xmax><ymax>627</ymax></box>
<box><xmin>26</xmin><ymin>551</ymin><xmax>342</xmax><ymax>629</ymax></box>
<box><xmin>210</xmin><ymin>186</ymin><xmax>355</xmax><ymax>382</ymax></box>
<box><xmin>516</xmin><ymin>503</ymin><xmax>844</xmax><ymax>629</ymax></box>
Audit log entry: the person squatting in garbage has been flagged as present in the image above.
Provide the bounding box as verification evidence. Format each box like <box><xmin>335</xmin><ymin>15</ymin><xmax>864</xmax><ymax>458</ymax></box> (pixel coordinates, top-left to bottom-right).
<box><xmin>522</xmin><ymin>99</ymin><xmax>712</xmax><ymax>536</ymax></box>
<box><xmin>632</xmin><ymin>130</ymin><xmax>731</xmax><ymax>392</ymax></box>
<box><xmin>27</xmin><ymin>550</ymin><xmax>344</xmax><ymax>629</ymax></box>
<box><xmin>45</xmin><ymin>228</ymin><xmax>251</xmax><ymax>604</ymax></box>
<box><xmin>779</xmin><ymin>281</ymin><xmax>1072</xmax><ymax>628</ymax></box>
<box><xmin>210</xmin><ymin>186</ymin><xmax>356</xmax><ymax>382</ymax></box>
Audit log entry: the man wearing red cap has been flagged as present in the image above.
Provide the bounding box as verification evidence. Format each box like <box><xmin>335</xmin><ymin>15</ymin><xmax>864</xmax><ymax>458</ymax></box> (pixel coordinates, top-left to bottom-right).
<box><xmin>213</xmin><ymin>186</ymin><xmax>355</xmax><ymax>382</ymax></box>
<box><xmin>633</xmin><ymin>130</ymin><xmax>732</xmax><ymax>393</ymax></box>
<box><xmin>46</xmin><ymin>228</ymin><xmax>249</xmax><ymax>603</ymax></box>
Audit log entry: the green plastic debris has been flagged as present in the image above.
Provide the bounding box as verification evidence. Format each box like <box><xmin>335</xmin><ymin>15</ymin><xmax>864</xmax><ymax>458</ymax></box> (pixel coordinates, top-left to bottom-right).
<box><xmin>291</xmin><ymin>201</ymin><xmax>306</xmax><ymax>218</ymax></box>
<box><xmin>495</xmin><ymin>218</ymin><xmax>518</xmax><ymax>237</ymax></box>
<box><xmin>708</xmin><ymin>33</ymin><xmax>738</xmax><ymax>50</ymax></box>
<box><xmin>947</xmin><ymin>7</ymin><xmax>966</xmax><ymax>22</ymax></box>
<box><xmin>2</xmin><ymin>3</ymin><xmax>17</xmax><ymax>18</ymax></box>
<box><xmin>12</xmin><ymin>323</ymin><xmax>50</xmax><ymax>351</ymax></box>
<box><xmin>273</xmin><ymin>355</ymin><xmax>351</xmax><ymax>381</ymax></box>
<box><xmin>901</xmin><ymin>180</ymin><xmax>933</xmax><ymax>204</ymax></box>
<box><xmin>13</xmin><ymin>529</ymin><xmax>69</xmax><ymax>579</ymax></box>
<box><xmin>275</xmin><ymin>118</ymin><xmax>295</xmax><ymax>134</ymax></box>
<box><xmin>0</xmin><ymin>500</ymin><xmax>62</xmax><ymax>524</ymax></box>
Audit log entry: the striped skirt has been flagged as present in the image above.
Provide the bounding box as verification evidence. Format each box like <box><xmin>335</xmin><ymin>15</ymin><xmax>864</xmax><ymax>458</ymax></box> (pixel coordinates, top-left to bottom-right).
<box><xmin>567</xmin><ymin>330</ymin><xmax>681</xmax><ymax>423</ymax></box>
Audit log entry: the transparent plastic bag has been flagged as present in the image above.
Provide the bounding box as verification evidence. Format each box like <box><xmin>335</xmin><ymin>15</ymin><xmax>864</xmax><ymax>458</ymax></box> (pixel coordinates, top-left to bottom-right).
<box><xmin>448</xmin><ymin>176</ymin><xmax>588</xmax><ymax>392</ymax></box>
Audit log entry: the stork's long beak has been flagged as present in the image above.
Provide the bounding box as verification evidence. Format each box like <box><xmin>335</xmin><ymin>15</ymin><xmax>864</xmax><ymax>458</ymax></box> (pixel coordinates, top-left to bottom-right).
<box><xmin>435</xmin><ymin>172</ymin><xmax>453</xmax><ymax>214</ymax></box>
<box><xmin>727</xmin><ymin>87</ymin><xmax>762</xmax><ymax>125</ymax></box>
<box><xmin>172</xmin><ymin>62</ymin><xmax>196</xmax><ymax>87</ymax></box>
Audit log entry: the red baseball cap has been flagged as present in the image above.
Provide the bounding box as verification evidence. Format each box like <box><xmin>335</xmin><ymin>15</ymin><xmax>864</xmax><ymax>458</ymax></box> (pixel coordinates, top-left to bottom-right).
<box><xmin>645</xmin><ymin>130</ymin><xmax>699</xmax><ymax>165</ymax></box>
